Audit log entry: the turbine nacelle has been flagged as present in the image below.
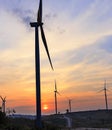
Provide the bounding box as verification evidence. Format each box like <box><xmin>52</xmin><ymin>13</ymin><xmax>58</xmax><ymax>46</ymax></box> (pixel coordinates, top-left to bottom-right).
<box><xmin>30</xmin><ymin>22</ymin><xmax>43</xmax><ymax>27</ymax></box>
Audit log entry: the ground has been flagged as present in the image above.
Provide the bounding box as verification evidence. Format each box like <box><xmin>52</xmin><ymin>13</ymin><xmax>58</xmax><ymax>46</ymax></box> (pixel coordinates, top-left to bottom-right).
<box><xmin>0</xmin><ymin>109</ymin><xmax>112</xmax><ymax>130</ymax></box>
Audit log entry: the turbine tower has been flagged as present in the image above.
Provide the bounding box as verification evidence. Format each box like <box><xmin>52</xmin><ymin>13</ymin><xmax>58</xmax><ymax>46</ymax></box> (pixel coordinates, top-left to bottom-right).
<box><xmin>30</xmin><ymin>0</ymin><xmax>53</xmax><ymax>128</ymax></box>
<box><xmin>104</xmin><ymin>80</ymin><xmax>108</xmax><ymax>110</ymax></box>
<box><xmin>54</xmin><ymin>80</ymin><xmax>60</xmax><ymax>114</ymax></box>
<box><xmin>98</xmin><ymin>80</ymin><xmax>108</xmax><ymax>110</ymax></box>
<box><xmin>0</xmin><ymin>96</ymin><xmax>6</xmax><ymax>113</ymax></box>
<box><xmin>68</xmin><ymin>99</ymin><xmax>72</xmax><ymax>113</ymax></box>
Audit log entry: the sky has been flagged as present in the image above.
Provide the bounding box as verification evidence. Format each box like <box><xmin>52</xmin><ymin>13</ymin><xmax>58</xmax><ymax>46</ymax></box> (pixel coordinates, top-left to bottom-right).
<box><xmin>0</xmin><ymin>0</ymin><xmax>112</xmax><ymax>115</ymax></box>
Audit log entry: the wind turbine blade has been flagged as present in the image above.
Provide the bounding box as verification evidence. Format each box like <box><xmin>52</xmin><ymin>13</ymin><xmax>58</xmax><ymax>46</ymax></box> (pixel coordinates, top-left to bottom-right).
<box><xmin>37</xmin><ymin>0</ymin><xmax>42</xmax><ymax>23</ymax></box>
<box><xmin>106</xmin><ymin>89</ymin><xmax>111</xmax><ymax>92</ymax></box>
<box><xmin>55</xmin><ymin>80</ymin><xmax>57</xmax><ymax>91</ymax></box>
<box><xmin>4</xmin><ymin>97</ymin><xmax>6</xmax><ymax>101</ymax></box>
<box><xmin>56</xmin><ymin>91</ymin><xmax>61</xmax><ymax>96</ymax></box>
<box><xmin>0</xmin><ymin>96</ymin><xmax>3</xmax><ymax>100</ymax></box>
<box><xmin>40</xmin><ymin>25</ymin><xmax>54</xmax><ymax>70</ymax></box>
<box><xmin>97</xmin><ymin>89</ymin><xmax>104</xmax><ymax>93</ymax></box>
<box><xmin>13</xmin><ymin>109</ymin><xmax>16</xmax><ymax>113</ymax></box>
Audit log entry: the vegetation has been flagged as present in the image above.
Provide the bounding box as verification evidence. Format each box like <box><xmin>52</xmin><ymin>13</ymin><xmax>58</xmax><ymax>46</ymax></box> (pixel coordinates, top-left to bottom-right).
<box><xmin>0</xmin><ymin>113</ymin><xmax>62</xmax><ymax>130</ymax></box>
<box><xmin>0</xmin><ymin>111</ymin><xmax>9</xmax><ymax>129</ymax></box>
<box><xmin>68</xmin><ymin>110</ymin><xmax>112</xmax><ymax>128</ymax></box>
<box><xmin>1</xmin><ymin>110</ymin><xmax>112</xmax><ymax>129</ymax></box>
<box><xmin>43</xmin><ymin>114</ymin><xmax>66</xmax><ymax>127</ymax></box>
<box><xmin>0</xmin><ymin>111</ymin><xmax>6</xmax><ymax>124</ymax></box>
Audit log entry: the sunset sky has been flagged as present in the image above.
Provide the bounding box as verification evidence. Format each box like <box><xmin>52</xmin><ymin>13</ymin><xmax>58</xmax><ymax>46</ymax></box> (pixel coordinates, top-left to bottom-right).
<box><xmin>0</xmin><ymin>0</ymin><xmax>112</xmax><ymax>115</ymax></box>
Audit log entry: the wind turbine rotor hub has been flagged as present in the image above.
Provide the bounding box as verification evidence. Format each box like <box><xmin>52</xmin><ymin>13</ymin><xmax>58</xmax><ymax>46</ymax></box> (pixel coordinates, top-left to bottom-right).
<box><xmin>38</xmin><ymin>22</ymin><xmax>43</xmax><ymax>26</ymax></box>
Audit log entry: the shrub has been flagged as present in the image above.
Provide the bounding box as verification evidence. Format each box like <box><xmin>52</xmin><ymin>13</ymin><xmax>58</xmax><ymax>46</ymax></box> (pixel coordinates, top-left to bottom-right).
<box><xmin>0</xmin><ymin>111</ymin><xmax>6</xmax><ymax>124</ymax></box>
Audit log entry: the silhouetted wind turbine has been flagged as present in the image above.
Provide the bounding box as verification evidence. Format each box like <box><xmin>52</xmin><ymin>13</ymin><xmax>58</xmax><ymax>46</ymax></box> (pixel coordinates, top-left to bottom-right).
<box><xmin>68</xmin><ymin>99</ymin><xmax>72</xmax><ymax>113</ymax></box>
<box><xmin>98</xmin><ymin>80</ymin><xmax>108</xmax><ymax>110</ymax></box>
<box><xmin>54</xmin><ymin>80</ymin><xmax>60</xmax><ymax>114</ymax></box>
<box><xmin>0</xmin><ymin>96</ymin><xmax>6</xmax><ymax>113</ymax></box>
<box><xmin>65</xmin><ymin>97</ymin><xmax>72</xmax><ymax>113</ymax></box>
<box><xmin>30</xmin><ymin>0</ymin><xmax>53</xmax><ymax>128</ymax></box>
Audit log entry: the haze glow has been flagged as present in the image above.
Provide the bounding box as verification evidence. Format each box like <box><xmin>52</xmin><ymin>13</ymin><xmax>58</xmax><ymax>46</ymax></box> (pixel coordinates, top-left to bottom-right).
<box><xmin>0</xmin><ymin>0</ymin><xmax>112</xmax><ymax>115</ymax></box>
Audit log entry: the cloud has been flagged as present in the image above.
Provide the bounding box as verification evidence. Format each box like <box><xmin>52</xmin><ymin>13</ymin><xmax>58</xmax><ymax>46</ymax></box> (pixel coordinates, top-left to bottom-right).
<box><xmin>50</xmin><ymin>34</ymin><xmax>112</xmax><ymax>95</ymax></box>
<box><xmin>0</xmin><ymin>9</ymin><xmax>35</xmax><ymax>87</ymax></box>
<box><xmin>98</xmin><ymin>35</ymin><xmax>112</xmax><ymax>53</ymax></box>
<box><xmin>0</xmin><ymin>0</ymin><xmax>112</xmax><ymax>114</ymax></box>
<box><xmin>66</xmin><ymin>35</ymin><xmax>112</xmax><ymax>65</ymax></box>
<box><xmin>12</xmin><ymin>8</ymin><xmax>34</xmax><ymax>25</ymax></box>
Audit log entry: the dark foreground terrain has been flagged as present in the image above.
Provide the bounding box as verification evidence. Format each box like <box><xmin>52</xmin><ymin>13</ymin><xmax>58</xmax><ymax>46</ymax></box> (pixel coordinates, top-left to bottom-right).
<box><xmin>67</xmin><ymin>109</ymin><xmax>112</xmax><ymax>128</ymax></box>
<box><xmin>0</xmin><ymin>110</ymin><xmax>112</xmax><ymax>130</ymax></box>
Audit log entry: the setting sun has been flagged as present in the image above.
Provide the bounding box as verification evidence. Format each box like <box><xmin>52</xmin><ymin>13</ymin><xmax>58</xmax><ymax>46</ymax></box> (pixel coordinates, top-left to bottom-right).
<box><xmin>43</xmin><ymin>105</ymin><xmax>48</xmax><ymax>110</ymax></box>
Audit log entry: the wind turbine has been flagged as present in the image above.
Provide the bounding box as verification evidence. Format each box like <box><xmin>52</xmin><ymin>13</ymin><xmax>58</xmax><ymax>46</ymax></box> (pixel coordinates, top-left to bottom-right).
<box><xmin>68</xmin><ymin>99</ymin><xmax>72</xmax><ymax>113</ymax></box>
<box><xmin>65</xmin><ymin>97</ymin><xmax>72</xmax><ymax>113</ymax></box>
<box><xmin>30</xmin><ymin>0</ymin><xmax>53</xmax><ymax>128</ymax></box>
<box><xmin>98</xmin><ymin>80</ymin><xmax>109</xmax><ymax>110</ymax></box>
<box><xmin>54</xmin><ymin>80</ymin><xmax>60</xmax><ymax>114</ymax></box>
<box><xmin>0</xmin><ymin>96</ymin><xmax>6</xmax><ymax>113</ymax></box>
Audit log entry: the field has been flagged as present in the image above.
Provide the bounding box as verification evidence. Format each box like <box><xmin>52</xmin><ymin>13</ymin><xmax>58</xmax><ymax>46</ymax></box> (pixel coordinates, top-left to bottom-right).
<box><xmin>0</xmin><ymin>110</ymin><xmax>112</xmax><ymax>130</ymax></box>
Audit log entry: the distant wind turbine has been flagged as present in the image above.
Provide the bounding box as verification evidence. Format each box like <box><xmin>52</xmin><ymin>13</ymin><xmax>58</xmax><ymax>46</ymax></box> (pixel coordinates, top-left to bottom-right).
<box><xmin>0</xmin><ymin>96</ymin><xmax>6</xmax><ymax>113</ymax></box>
<box><xmin>65</xmin><ymin>97</ymin><xmax>72</xmax><ymax>113</ymax></box>
<box><xmin>68</xmin><ymin>99</ymin><xmax>72</xmax><ymax>113</ymax></box>
<box><xmin>54</xmin><ymin>80</ymin><xmax>60</xmax><ymax>114</ymax></box>
<box><xmin>30</xmin><ymin>0</ymin><xmax>53</xmax><ymax>128</ymax></box>
<box><xmin>98</xmin><ymin>80</ymin><xmax>109</xmax><ymax>110</ymax></box>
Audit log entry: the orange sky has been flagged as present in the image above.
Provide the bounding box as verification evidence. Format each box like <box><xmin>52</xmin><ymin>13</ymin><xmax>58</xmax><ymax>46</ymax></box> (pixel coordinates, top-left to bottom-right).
<box><xmin>0</xmin><ymin>0</ymin><xmax>112</xmax><ymax>115</ymax></box>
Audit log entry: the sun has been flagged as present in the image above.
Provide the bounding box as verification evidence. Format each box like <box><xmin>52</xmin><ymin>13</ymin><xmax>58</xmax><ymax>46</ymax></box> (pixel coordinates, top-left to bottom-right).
<box><xmin>43</xmin><ymin>105</ymin><xmax>48</xmax><ymax>110</ymax></box>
